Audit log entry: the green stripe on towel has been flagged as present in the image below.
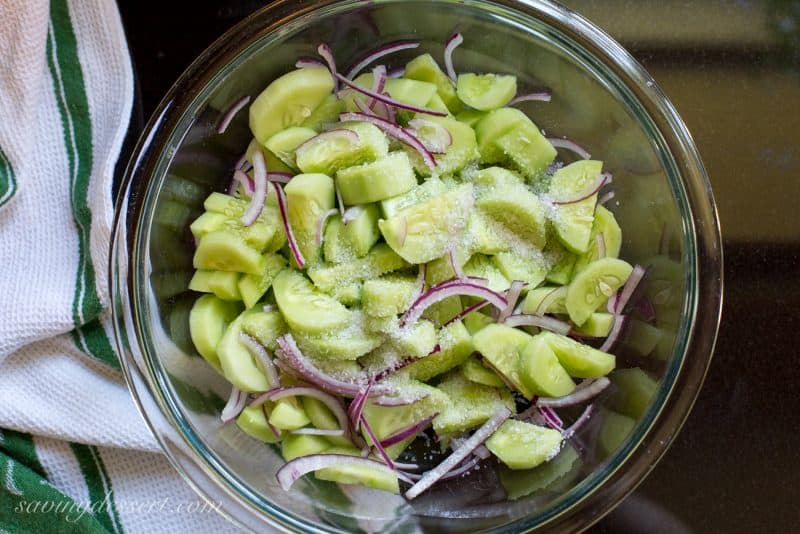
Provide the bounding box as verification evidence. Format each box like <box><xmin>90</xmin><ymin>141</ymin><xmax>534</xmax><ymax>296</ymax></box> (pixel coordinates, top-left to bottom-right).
<box><xmin>0</xmin><ymin>146</ymin><xmax>16</xmax><ymax>209</ymax></box>
<box><xmin>70</xmin><ymin>444</ymin><xmax>124</xmax><ymax>534</ymax></box>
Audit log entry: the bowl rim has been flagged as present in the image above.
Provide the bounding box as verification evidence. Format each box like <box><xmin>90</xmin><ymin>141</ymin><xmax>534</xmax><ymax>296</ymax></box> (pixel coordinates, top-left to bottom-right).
<box><xmin>110</xmin><ymin>0</ymin><xmax>723</xmax><ymax>531</ymax></box>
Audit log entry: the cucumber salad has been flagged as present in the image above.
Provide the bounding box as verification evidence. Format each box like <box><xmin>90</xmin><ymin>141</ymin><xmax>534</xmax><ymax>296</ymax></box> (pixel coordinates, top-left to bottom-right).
<box><xmin>186</xmin><ymin>34</ymin><xmax>647</xmax><ymax>499</ymax></box>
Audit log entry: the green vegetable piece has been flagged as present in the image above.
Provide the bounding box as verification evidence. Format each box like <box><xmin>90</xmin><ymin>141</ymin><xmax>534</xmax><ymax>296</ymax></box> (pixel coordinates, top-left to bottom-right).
<box><xmin>550</xmin><ymin>160</ymin><xmax>604</xmax><ymax>254</ymax></box>
<box><xmin>301</xmin><ymin>93</ymin><xmax>344</xmax><ymax>131</ymax></box>
<box><xmin>301</xmin><ymin>397</ymin><xmax>352</xmax><ymax>447</ymax></box>
<box><xmin>566</xmin><ymin>257</ymin><xmax>632</xmax><ymax>326</ymax></box>
<box><xmin>342</xmin><ymin>204</ymin><xmax>381</xmax><ymax>258</ymax></box>
<box><xmin>189</xmin><ymin>211</ymin><xmax>227</xmax><ymax>240</ymax></box>
<box><xmin>331</xmin><ymin>282</ymin><xmax>362</xmax><ymax>306</ymax></box>
<box><xmin>380</xmin><ymin>176</ymin><xmax>447</xmax><ymax>218</ymax></box>
<box><xmin>362</xmin><ymin>274</ymin><xmax>418</xmax><ymax>317</ymax></box>
<box><xmin>468</xmin><ymin>166</ymin><xmax>524</xmax><ymax>190</ymax></box>
<box><xmin>545</xmin><ymin>241</ymin><xmax>578</xmax><ymax>285</ymax></box>
<box><xmin>463</xmin><ymin>254</ymin><xmax>510</xmax><ymax>293</ymax></box>
<box><xmin>193</xmin><ymin>231</ymin><xmax>265</xmax><ymax>275</ymax></box>
<box><xmin>425</xmin><ymin>93</ymin><xmax>451</xmax><ymax>114</ymax></box>
<box><xmin>625</xmin><ymin>319</ymin><xmax>663</xmax><ymax>356</ymax></box>
<box><xmin>404</xmin><ymin>53</ymin><xmax>462</xmax><ymax>113</ymax></box>
<box><xmin>423</xmin><ymin>295</ymin><xmax>464</xmax><ymax>326</ymax></box>
<box><xmin>284</xmin><ymin>173</ymin><xmax>335</xmax><ymax>266</ymax></box>
<box><xmin>476</xmin><ymin>183</ymin><xmax>547</xmax><ymax>249</ymax></box>
<box><xmin>308</xmin><ymin>243</ymin><xmax>409</xmax><ymax>293</ymax></box>
<box><xmin>461</xmin><ymin>357</ymin><xmax>505</xmax><ymax>388</ymax></box>
<box><xmin>521</xmin><ymin>286</ymin><xmax>568</xmax><ymax>315</ymax></box>
<box><xmin>315</xmin><ymin>448</ymin><xmax>401</xmax><ymax>493</ymax></box>
<box><xmin>493</xmin><ymin>118</ymin><xmax>556</xmax><ymax>180</ymax></box>
<box><xmin>281</xmin><ymin>433</ymin><xmax>331</xmax><ymax>461</ymax></box>
<box><xmin>455</xmin><ymin>108</ymin><xmax>488</xmax><ymax>127</ymax></box>
<box><xmin>472</xmin><ymin>323</ymin><xmax>535</xmax><ymax>398</ymax></box>
<box><xmin>573</xmin><ymin>205</ymin><xmax>622</xmax><ymax>274</ymax></box>
<box><xmin>500</xmin><ymin>445</ymin><xmax>580</xmax><ymax>500</ymax></box>
<box><xmin>296</xmin><ymin>121</ymin><xmax>389</xmax><ymax>175</ymax></box>
<box><xmin>608</xmin><ymin>367</ymin><xmax>658</xmax><ymax>419</ymax></box>
<box><xmin>571</xmin><ymin>312</ymin><xmax>614</xmax><ymax>338</ymax></box>
<box><xmin>217</xmin><ymin>312</ymin><xmax>271</xmax><ymax>392</ymax></box>
<box><xmin>405</xmin><ymin>320</ymin><xmax>473</xmax><ymax>381</ymax></box>
<box><xmin>249</xmin><ymin>66</ymin><xmax>334</xmax><ymax>144</ymax></box>
<box><xmin>336</xmin><ymin>152</ymin><xmax>417</xmax><ymax>204</ymax></box>
<box><xmin>347</xmin><ymin>74</ymin><xmax>438</xmax><ymax>112</ymax></box>
<box><xmin>237</xmin><ymin>253</ymin><xmax>287</xmax><ymax>309</ymax></box>
<box><xmin>265</xmin><ymin>126</ymin><xmax>317</xmax><ymax>169</ymax></box>
<box><xmin>189</xmin><ymin>294</ymin><xmax>241</xmax><ymax>372</ymax></box>
<box><xmin>462</xmin><ymin>311</ymin><xmax>494</xmax><ymax>335</ymax></box>
<box><xmin>272</xmin><ymin>270</ymin><xmax>351</xmax><ymax>334</ymax></box>
<box><xmin>236</xmin><ymin>405</ymin><xmax>280</xmax><ymax>443</ymax></box>
<box><xmin>407</xmin><ymin>116</ymin><xmax>479</xmax><ymax>177</ymax></box>
<box><xmin>492</xmin><ymin>251</ymin><xmax>548</xmax><ymax>289</ymax></box>
<box><xmin>295</xmin><ymin>312</ymin><xmax>383</xmax><ymax>360</ymax></box>
<box><xmin>598</xmin><ymin>409</ymin><xmax>636</xmax><ymax>457</ymax></box>
<box><xmin>246</xmin><ymin>138</ymin><xmax>294</xmax><ymax>175</ymax></box>
<box><xmin>433</xmin><ymin>372</ymin><xmax>514</xmax><ymax>436</ymax></box>
<box><xmin>379</xmin><ymin>184</ymin><xmax>474</xmax><ymax>264</ymax></box>
<box><xmin>538</xmin><ymin>331</ymin><xmax>616</xmax><ymax>379</ymax></box>
<box><xmin>518</xmin><ymin>335</ymin><xmax>576</xmax><ymax>397</ymax></box>
<box><xmin>486</xmin><ymin>419</ymin><xmax>563</xmax><ymax>470</ymax></box>
<box><xmin>474</xmin><ymin>107</ymin><xmax>529</xmax><ymax>164</ymax></box>
<box><xmin>393</xmin><ymin>320</ymin><xmax>438</xmax><ymax>358</ymax></box>
<box><xmin>269</xmin><ymin>397</ymin><xmax>311</xmax><ymax>430</ymax></box>
<box><xmin>241</xmin><ymin>309</ymin><xmax>288</xmax><ymax>351</ymax></box>
<box><xmin>456</xmin><ymin>73</ymin><xmax>517</xmax><ymax>111</ymax></box>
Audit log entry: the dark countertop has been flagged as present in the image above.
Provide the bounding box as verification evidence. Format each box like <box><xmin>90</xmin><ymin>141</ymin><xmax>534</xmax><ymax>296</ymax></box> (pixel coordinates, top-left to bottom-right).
<box><xmin>117</xmin><ymin>0</ymin><xmax>800</xmax><ymax>531</ymax></box>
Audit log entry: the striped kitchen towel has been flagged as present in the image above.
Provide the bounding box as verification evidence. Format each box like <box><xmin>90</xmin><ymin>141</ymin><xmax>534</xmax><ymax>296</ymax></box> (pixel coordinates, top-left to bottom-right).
<box><xmin>0</xmin><ymin>1</ymin><xmax>238</xmax><ymax>532</ymax></box>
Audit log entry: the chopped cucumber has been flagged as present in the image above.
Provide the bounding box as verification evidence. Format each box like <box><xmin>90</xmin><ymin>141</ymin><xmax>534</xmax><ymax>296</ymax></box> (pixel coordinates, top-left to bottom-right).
<box><xmin>307</xmin><ymin>243</ymin><xmax>408</xmax><ymax>293</ymax></box>
<box><xmin>461</xmin><ymin>357</ymin><xmax>505</xmax><ymax>388</ymax></box>
<box><xmin>404</xmin><ymin>53</ymin><xmax>462</xmax><ymax>113</ymax></box>
<box><xmin>272</xmin><ymin>270</ymin><xmax>351</xmax><ymax>334</ymax></box>
<box><xmin>237</xmin><ymin>253</ymin><xmax>287</xmax><ymax>309</ymax></box>
<box><xmin>336</xmin><ymin>151</ymin><xmax>417</xmax><ymax>204</ymax></box>
<box><xmin>193</xmin><ymin>231</ymin><xmax>265</xmax><ymax>275</ymax></box>
<box><xmin>433</xmin><ymin>372</ymin><xmax>515</xmax><ymax>436</ymax></box>
<box><xmin>456</xmin><ymin>73</ymin><xmax>517</xmax><ymax>111</ymax></box>
<box><xmin>518</xmin><ymin>334</ymin><xmax>576</xmax><ymax>397</ymax></box>
<box><xmin>538</xmin><ymin>331</ymin><xmax>616</xmax><ymax>379</ymax></box>
<box><xmin>472</xmin><ymin>324</ymin><xmax>535</xmax><ymax>398</ymax></box>
<box><xmin>265</xmin><ymin>126</ymin><xmax>317</xmax><ymax>169</ymax></box>
<box><xmin>241</xmin><ymin>309</ymin><xmax>288</xmax><ymax>351</ymax></box>
<box><xmin>486</xmin><ymin>419</ymin><xmax>563</xmax><ymax>470</ymax></box>
<box><xmin>362</xmin><ymin>274</ymin><xmax>418</xmax><ymax>318</ymax></box>
<box><xmin>296</xmin><ymin>121</ymin><xmax>388</xmax><ymax>175</ymax></box>
<box><xmin>284</xmin><ymin>173</ymin><xmax>335</xmax><ymax>266</ymax></box>
<box><xmin>549</xmin><ymin>160</ymin><xmax>604</xmax><ymax>253</ymax></box>
<box><xmin>189</xmin><ymin>294</ymin><xmax>242</xmax><ymax>372</ymax></box>
<box><xmin>566</xmin><ymin>257</ymin><xmax>632</xmax><ymax>326</ymax></box>
<box><xmin>217</xmin><ymin>311</ymin><xmax>272</xmax><ymax>392</ymax></box>
<box><xmin>608</xmin><ymin>367</ymin><xmax>658</xmax><ymax>419</ymax></box>
<box><xmin>236</xmin><ymin>405</ymin><xmax>281</xmax><ymax>443</ymax></box>
<box><xmin>281</xmin><ymin>433</ymin><xmax>331</xmax><ymax>461</ymax></box>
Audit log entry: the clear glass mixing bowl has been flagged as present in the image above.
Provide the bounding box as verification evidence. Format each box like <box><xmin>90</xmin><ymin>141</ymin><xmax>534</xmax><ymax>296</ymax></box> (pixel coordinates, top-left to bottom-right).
<box><xmin>110</xmin><ymin>0</ymin><xmax>723</xmax><ymax>531</ymax></box>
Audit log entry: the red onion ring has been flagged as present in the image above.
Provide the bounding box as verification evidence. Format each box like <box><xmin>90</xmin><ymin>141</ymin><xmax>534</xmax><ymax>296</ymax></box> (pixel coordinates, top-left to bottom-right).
<box><xmin>599</xmin><ymin>314</ymin><xmax>627</xmax><ymax>352</ymax></box>
<box><xmin>315</xmin><ymin>208</ymin><xmax>338</xmax><ymax>246</ymax></box>
<box><xmin>563</xmin><ymin>404</ymin><xmax>594</xmax><ymax>439</ymax></box>
<box><xmin>277</xmin><ymin>454</ymin><xmax>412</xmax><ymax>491</ymax></box>
<box><xmin>240</xmin><ymin>151</ymin><xmax>268</xmax><ymax>226</ymax></box>
<box><xmin>498</xmin><ymin>280</ymin><xmax>526</xmax><ymax>322</ymax></box>
<box><xmin>250</xmin><ymin>386</ymin><xmax>349</xmax><ymax>436</ymax></box>
<box><xmin>229</xmin><ymin>169</ymin><xmax>254</xmax><ymax>197</ymax></box>
<box><xmin>502</xmin><ymin>314</ymin><xmax>571</xmax><ymax>336</ymax></box>
<box><xmin>537</xmin><ymin>377</ymin><xmax>610</xmax><ymax>408</ymax></box>
<box><xmin>345</xmin><ymin>40</ymin><xmax>420</xmax><ymax>79</ymax></box>
<box><xmin>220</xmin><ymin>387</ymin><xmax>247</xmax><ymax>423</ymax></box>
<box><xmin>535</xmin><ymin>286</ymin><xmax>567</xmax><ymax>317</ymax></box>
<box><xmin>443</xmin><ymin>299</ymin><xmax>490</xmax><ymax>326</ymax></box>
<box><xmin>217</xmin><ymin>95</ymin><xmax>251</xmax><ymax>134</ymax></box>
<box><xmin>443</xmin><ymin>32</ymin><xmax>463</xmax><ymax>83</ymax></box>
<box><xmin>339</xmin><ymin>111</ymin><xmax>438</xmax><ymax>169</ymax></box>
<box><xmin>379</xmin><ymin>413</ymin><xmax>438</xmax><ymax>448</ymax></box>
<box><xmin>509</xmin><ymin>92</ymin><xmax>552</xmax><ymax>105</ymax></box>
<box><xmin>361</xmin><ymin>414</ymin><xmax>395</xmax><ymax>469</ymax></box>
<box><xmin>551</xmin><ymin>172</ymin><xmax>612</xmax><ymax>206</ymax></box>
<box><xmin>295</xmin><ymin>57</ymin><xmax>324</xmax><ymax>69</ymax></box>
<box><xmin>538</xmin><ymin>405</ymin><xmax>564</xmax><ymax>431</ymax></box>
<box><xmin>402</xmin><ymin>280</ymin><xmax>508</xmax><ymax>327</ymax></box>
<box><xmin>369</xmin><ymin>64</ymin><xmax>387</xmax><ymax>108</ymax></box>
<box><xmin>613</xmin><ymin>264</ymin><xmax>647</xmax><ymax>314</ymax></box>
<box><xmin>271</xmin><ymin>181</ymin><xmax>306</xmax><ymax>269</ymax></box>
<box><xmin>547</xmin><ymin>137</ymin><xmax>591</xmax><ymax>159</ymax></box>
<box><xmin>239</xmin><ymin>333</ymin><xmax>280</xmax><ymax>389</ymax></box>
<box><xmin>336</xmin><ymin>75</ymin><xmax>447</xmax><ymax>117</ymax></box>
<box><xmin>317</xmin><ymin>43</ymin><xmax>339</xmax><ymax>90</ymax></box>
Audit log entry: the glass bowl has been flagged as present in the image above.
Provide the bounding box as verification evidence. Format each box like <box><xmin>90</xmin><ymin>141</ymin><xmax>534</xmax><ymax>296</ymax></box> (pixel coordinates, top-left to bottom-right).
<box><xmin>110</xmin><ymin>0</ymin><xmax>723</xmax><ymax>531</ymax></box>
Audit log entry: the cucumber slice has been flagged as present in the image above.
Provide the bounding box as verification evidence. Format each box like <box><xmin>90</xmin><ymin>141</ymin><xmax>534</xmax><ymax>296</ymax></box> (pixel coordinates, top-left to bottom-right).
<box><xmin>265</xmin><ymin>126</ymin><xmax>317</xmax><ymax>169</ymax></box>
<box><xmin>474</xmin><ymin>107</ymin><xmax>528</xmax><ymax>163</ymax></box>
<box><xmin>493</xmin><ymin>117</ymin><xmax>556</xmax><ymax>180</ymax></box>
<box><xmin>405</xmin><ymin>321</ymin><xmax>473</xmax><ymax>381</ymax></box>
<box><xmin>456</xmin><ymin>73</ymin><xmax>517</xmax><ymax>111</ymax></box>
<box><xmin>379</xmin><ymin>183</ymin><xmax>474</xmax><ymax>264</ymax></box>
<box><xmin>187</xmin><ymin>269</ymin><xmax>215</xmax><ymax>294</ymax></box>
<box><xmin>566</xmin><ymin>257</ymin><xmax>632</xmax><ymax>326</ymax></box>
<box><xmin>380</xmin><ymin>176</ymin><xmax>447</xmax><ymax>218</ymax></box>
<box><xmin>406</xmin><ymin>116</ymin><xmax>478</xmax><ymax>177</ymax></box>
<box><xmin>200</xmin><ymin>193</ymin><xmax>281</xmax><ymax>252</ymax></box>
<box><xmin>518</xmin><ymin>335</ymin><xmax>576</xmax><ymax>397</ymax></box>
<box><xmin>322</xmin><ymin>215</ymin><xmax>353</xmax><ymax>264</ymax></box>
<box><xmin>492</xmin><ymin>252</ymin><xmax>548</xmax><ymax>289</ymax></box>
<box><xmin>472</xmin><ymin>323</ymin><xmax>535</xmax><ymax>398</ymax></box>
<box><xmin>545</xmin><ymin>241</ymin><xmax>577</xmax><ymax>285</ymax></box>
<box><xmin>573</xmin><ymin>205</ymin><xmax>622</xmax><ymax>274</ymax></box>
<box><xmin>249</xmin><ymin>66</ymin><xmax>334</xmax><ymax>143</ymax></box>
<box><xmin>500</xmin><ymin>445</ymin><xmax>580</xmax><ymax>500</ymax></box>
<box><xmin>308</xmin><ymin>243</ymin><xmax>408</xmax><ymax>293</ymax></box>
<box><xmin>296</xmin><ymin>121</ymin><xmax>389</xmax><ymax>176</ymax></box>
<box><xmin>284</xmin><ymin>173</ymin><xmax>336</xmax><ymax>266</ymax></box>
<box><xmin>331</xmin><ymin>282</ymin><xmax>362</xmax><ymax>306</ymax></box>
<box><xmin>521</xmin><ymin>286</ymin><xmax>568</xmax><ymax>315</ymax></box>
<box><xmin>272</xmin><ymin>270</ymin><xmax>351</xmax><ymax>334</ymax></box>
<box><xmin>404</xmin><ymin>53</ymin><xmax>462</xmax><ymax>113</ymax></box>
<box><xmin>236</xmin><ymin>405</ymin><xmax>280</xmax><ymax>443</ymax></box>
<box><xmin>301</xmin><ymin>93</ymin><xmax>344</xmax><ymax>131</ymax></box>
<box><xmin>336</xmin><ymin>152</ymin><xmax>417</xmax><ymax>204</ymax></box>
<box><xmin>315</xmin><ymin>449</ymin><xmax>401</xmax><ymax>493</ymax></box>
<box><xmin>393</xmin><ymin>320</ymin><xmax>438</xmax><ymax>358</ymax></box>
<box><xmin>295</xmin><ymin>312</ymin><xmax>383</xmax><ymax>360</ymax></box>
<box><xmin>461</xmin><ymin>357</ymin><xmax>505</xmax><ymax>387</ymax></box>
<box><xmin>193</xmin><ymin>231</ymin><xmax>265</xmax><ymax>275</ymax></box>
<box><xmin>464</xmin><ymin>211</ymin><xmax>509</xmax><ymax>256</ymax></box>
<box><xmin>625</xmin><ymin>319</ymin><xmax>663</xmax><ymax>356</ymax></box>
<box><xmin>362</xmin><ymin>274</ymin><xmax>418</xmax><ymax>318</ymax></box>
<box><xmin>425</xmin><ymin>93</ymin><xmax>451</xmax><ymax>115</ymax></box>
<box><xmin>246</xmin><ymin>138</ymin><xmax>295</xmax><ymax>175</ymax></box>
<box><xmin>241</xmin><ymin>309</ymin><xmax>288</xmax><ymax>351</ymax></box>
<box><xmin>237</xmin><ymin>253</ymin><xmax>287</xmax><ymax>309</ymax></box>
<box><xmin>572</xmin><ymin>312</ymin><xmax>614</xmax><ymax>337</ymax></box>
<box><xmin>549</xmin><ymin>160</ymin><xmax>604</xmax><ymax>253</ymax></box>
<box><xmin>189</xmin><ymin>211</ymin><xmax>227</xmax><ymax>240</ymax></box>
<box><xmin>462</xmin><ymin>311</ymin><xmax>494</xmax><ymax>335</ymax></box>
<box><xmin>608</xmin><ymin>367</ymin><xmax>658</xmax><ymax>419</ymax></box>
<box><xmin>539</xmin><ymin>331</ymin><xmax>616</xmax><ymax>379</ymax></box>
<box><xmin>433</xmin><ymin>372</ymin><xmax>515</xmax><ymax>436</ymax></box>
<box><xmin>269</xmin><ymin>397</ymin><xmax>311</xmax><ymax>430</ymax></box>
<box><xmin>342</xmin><ymin>204</ymin><xmax>381</xmax><ymax>258</ymax></box>
<box><xmin>347</xmin><ymin>74</ymin><xmax>438</xmax><ymax>112</ymax></box>
<box><xmin>463</xmin><ymin>254</ymin><xmax>511</xmax><ymax>293</ymax></box>
<box><xmin>217</xmin><ymin>312</ymin><xmax>272</xmax><ymax>392</ymax></box>
<box><xmin>598</xmin><ymin>409</ymin><xmax>636</xmax><ymax>457</ymax></box>
<box><xmin>455</xmin><ymin>109</ymin><xmax>488</xmax><ymax>127</ymax></box>
<box><xmin>301</xmin><ymin>397</ymin><xmax>352</xmax><ymax>447</ymax></box>
<box><xmin>468</xmin><ymin>166</ymin><xmax>524</xmax><ymax>191</ymax></box>
<box><xmin>282</xmin><ymin>433</ymin><xmax>331</xmax><ymax>461</ymax></box>
<box><xmin>476</xmin><ymin>183</ymin><xmax>547</xmax><ymax>249</ymax></box>
<box><xmin>487</xmin><ymin>420</ymin><xmax>563</xmax><ymax>470</ymax></box>
<box><xmin>189</xmin><ymin>294</ymin><xmax>241</xmax><ymax>372</ymax></box>
<box><xmin>206</xmin><ymin>270</ymin><xmax>243</xmax><ymax>301</ymax></box>
<box><xmin>423</xmin><ymin>295</ymin><xmax>464</xmax><ymax>326</ymax></box>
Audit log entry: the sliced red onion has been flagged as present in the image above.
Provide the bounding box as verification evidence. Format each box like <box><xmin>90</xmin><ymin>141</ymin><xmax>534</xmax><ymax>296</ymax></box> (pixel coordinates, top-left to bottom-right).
<box><xmin>387</xmin><ymin>67</ymin><xmax>405</xmax><ymax>78</ymax></box>
<box><xmin>336</xmin><ymin>77</ymin><xmax>447</xmax><ymax>117</ymax></box>
<box><xmin>348</xmin><ymin>380</ymin><xmax>373</xmax><ymax>431</ymax></box>
<box><xmin>315</xmin><ymin>208</ymin><xmax>338</xmax><ymax>246</ymax></box>
<box><xmin>296</xmin><ymin>129</ymin><xmax>360</xmax><ymax>160</ymax></box>
<box><xmin>354</xmin><ymin>97</ymin><xmax>377</xmax><ymax>117</ymax></box>
<box><xmin>380</xmin><ymin>413</ymin><xmax>438</xmax><ymax>448</ymax></box>
<box><xmin>440</xmin><ymin>455</ymin><xmax>481</xmax><ymax>481</ymax></box>
<box><xmin>371</xmin><ymin>354</ymin><xmax>426</xmax><ymax>383</ymax></box>
<box><xmin>598</xmin><ymin>190</ymin><xmax>615</xmax><ymax>205</ymax></box>
<box><xmin>291</xmin><ymin>428</ymin><xmax>346</xmax><ymax>437</ymax></box>
<box><xmin>271</xmin><ymin>182</ymin><xmax>306</xmax><ymax>269</ymax></box>
<box><xmin>498</xmin><ymin>280</ymin><xmax>526</xmax><ymax>322</ymax></box>
<box><xmin>267</xmin><ymin>172</ymin><xmax>293</xmax><ymax>183</ymax></box>
<box><xmin>317</xmin><ymin>43</ymin><xmax>339</xmax><ymax>90</ymax></box>
<box><xmin>217</xmin><ymin>95</ymin><xmax>250</xmax><ymax>134</ymax></box>
<box><xmin>613</xmin><ymin>264</ymin><xmax>647</xmax><ymax>315</ymax></box>
<box><xmin>402</xmin><ymin>280</ymin><xmax>508</xmax><ymax>327</ymax></box>
<box><xmin>220</xmin><ymin>387</ymin><xmax>246</xmax><ymax>423</ymax></box>
<box><xmin>443</xmin><ymin>300</ymin><xmax>490</xmax><ymax>326</ymax></box>
<box><xmin>392</xmin><ymin>461</ymin><xmax>421</xmax><ymax>471</ymax></box>
<box><xmin>606</xmin><ymin>293</ymin><xmax>619</xmax><ymax>314</ymax></box>
<box><xmin>563</xmin><ymin>404</ymin><xmax>594</xmax><ymax>440</ymax></box>
<box><xmin>535</xmin><ymin>286</ymin><xmax>567</xmax><ymax>317</ymax></box>
<box><xmin>447</xmin><ymin>245</ymin><xmax>466</xmax><ymax>280</ymax></box>
<box><xmin>229</xmin><ymin>169</ymin><xmax>254</xmax><ymax>197</ymax></box>
<box><xmin>296</xmin><ymin>57</ymin><xmax>324</xmax><ymax>69</ymax></box>
<box><xmin>407</xmin><ymin>118</ymin><xmax>453</xmax><ymax>154</ymax></box>
<box><xmin>547</xmin><ymin>137</ymin><xmax>592</xmax><ymax>160</ymax></box>
<box><xmin>537</xmin><ymin>377</ymin><xmax>610</xmax><ymax>408</ymax></box>
<box><xmin>538</xmin><ymin>405</ymin><xmax>564</xmax><ymax>431</ymax></box>
<box><xmin>599</xmin><ymin>314</ymin><xmax>627</xmax><ymax>352</ymax></box>
<box><xmin>234</xmin><ymin>152</ymin><xmax>249</xmax><ymax>171</ymax></box>
<box><xmin>240</xmin><ymin>151</ymin><xmax>268</xmax><ymax>226</ymax></box>
<box><xmin>515</xmin><ymin>404</ymin><xmax>547</xmax><ymax>426</ymax></box>
<box><xmin>262</xmin><ymin>406</ymin><xmax>282</xmax><ymax>439</ymax></box>
<box><xmin>473</xmin><ymin>444</ymin><xmax>491</xmax><ymax>460</ymax></box>
<box><xmin>340</xmin><ymin>111</ymin><xmax>439</xmax><ymax>170</ymax></box>
<box><xmin>335</xmin><ymin>187</ymin><xmax>346</xmax><ymax>218</ymax></box>
<box><xmin>635</xmin><ymin>297</ymin><xmax>657</xmax><ymax>323</ymax></box>
<box><xmin>503</xmin><ymin>314</ymin><xmax>571</xmax><ymax>336</ymax></box>
<box><xmin>509</xmin><ymin>91</ymin><xmax>552</xmax><ymax>105</ymax></box>
<box><xmin>239</xmin><ymin>333</ymin><xmax>280</xmax><ymax>389</ymax></box>
<box><xmin>277</xmin><ymin>454</ymin><xmax>411</xmax><ymax>491</ymax></box>
<box><xmin>551</xmin><ymin>172</ymin><xmax>612</xmax><ymax>206</ymax></box>
<box><xmin>369</xmin><ymin>65</ymin><xmax>387</xmax><ymax>108</ymax></box>
<box><xmin>345</xmin><ymin>40</ymin><xmax>420</xmax><ymax>79</ymax></box>
<box><xmin>360</xmin><ymin>415</ymin><xmax>395</xmax><ymax>469</ymax></box>
<box><xmin>275</xmin><ymin>334</ymin><xmax>395</xmax><ymax>398</ymax></box>
<box><xmin>250</xmin><ymin>386</ymin><xmax>349</xmax><ymax>436</ymax></box>
<box><xmin>443</xmin><ymin>32</ymin><xmax>463</xmax><ymax>83</ymax></box>
<box><xmin>405</xmin><ymin>406</ymin><xmax>511</xmax><ymax>499</ymax></box>
<box><xmin>342</xmin><ymin>205</ymin><xmax>363</xmax><ymax>224</ymax></box>
<box><xmin>596</xmin><ymin>232</ymin><xmax>607</xmax><ymax>260</ymax></box>
<box><xmin>408</xmin><ymin>264</ymin><xmax>427</xmax><ymax>308</ymax></box>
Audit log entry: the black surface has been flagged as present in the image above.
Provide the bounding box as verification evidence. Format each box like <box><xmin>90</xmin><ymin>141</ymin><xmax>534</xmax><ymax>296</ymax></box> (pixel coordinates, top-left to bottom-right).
<box><xmin>116</xmin><ymin>0</ymin><xmax>800</xmax><ymax>531</ymax></box>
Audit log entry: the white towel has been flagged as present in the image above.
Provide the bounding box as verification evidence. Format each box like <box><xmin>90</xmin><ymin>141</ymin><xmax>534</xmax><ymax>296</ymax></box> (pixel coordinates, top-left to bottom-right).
<box><xmin>0</xmin><ymin>1</ymin><xmax>238</xmax><ymax>531</ymax></box>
